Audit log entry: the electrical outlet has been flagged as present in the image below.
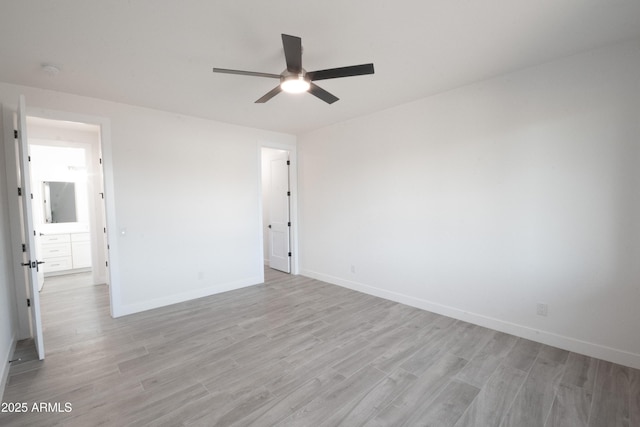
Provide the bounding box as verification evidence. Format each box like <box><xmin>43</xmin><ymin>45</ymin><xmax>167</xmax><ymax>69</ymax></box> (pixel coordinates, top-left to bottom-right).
<box><xmin>536</xmin><ymin>303</ymin><xmax>548</xmax><ymax>317</ymax></box>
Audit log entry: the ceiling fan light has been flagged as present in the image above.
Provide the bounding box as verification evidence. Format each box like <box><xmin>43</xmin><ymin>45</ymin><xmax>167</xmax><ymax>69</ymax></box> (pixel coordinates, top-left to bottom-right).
<box><xmin>281</xmin><ymin>76</ymin><xmax>310</xmax><ymax>93</ymax></box>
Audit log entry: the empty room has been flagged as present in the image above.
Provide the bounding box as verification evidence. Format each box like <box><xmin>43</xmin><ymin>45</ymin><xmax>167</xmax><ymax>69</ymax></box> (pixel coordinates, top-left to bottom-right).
<box><xmin>1</xmin><ymin>1</ymin><xmax>639</xmax><ymax>426</ymax></box>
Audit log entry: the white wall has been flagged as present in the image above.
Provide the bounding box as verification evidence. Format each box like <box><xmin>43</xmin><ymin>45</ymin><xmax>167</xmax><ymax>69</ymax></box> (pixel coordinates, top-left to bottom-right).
<box><xmin>0</xmin><ymin>82</ymin><xmax>295</xmax><ymax>317</ymax></box>
<box><xmin>298</xmin><ymin>39</ymin><xmax>640</xmax><ymax>368</ymax></box>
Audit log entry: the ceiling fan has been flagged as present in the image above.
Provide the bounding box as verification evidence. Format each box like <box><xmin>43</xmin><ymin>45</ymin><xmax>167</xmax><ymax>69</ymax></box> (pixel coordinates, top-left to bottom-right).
<box><xmin>212</xmin><ymin>34</ymin><xmax>374</xmax><ymax>104</ymax></box>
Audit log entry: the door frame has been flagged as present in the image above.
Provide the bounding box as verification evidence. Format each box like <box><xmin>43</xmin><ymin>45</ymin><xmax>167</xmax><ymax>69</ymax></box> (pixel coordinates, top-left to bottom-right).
<box><xmin>3</xmin><ymin>103</ymin><xmax>121</xmax><ymax>340</ymax></box>
<box><xmin>259</xmin><ymin>140</ymin><xmax>299</xmax><ymax>277</ymax></box>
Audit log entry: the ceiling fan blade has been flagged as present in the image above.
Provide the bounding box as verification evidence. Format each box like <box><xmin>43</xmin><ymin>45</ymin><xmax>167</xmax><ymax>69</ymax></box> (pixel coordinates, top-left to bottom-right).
<box><xmin>281</xmin><ymin>34</ymin><xmax>302</xmax><ymax>73</ymax></box>
<box><xmin>255</xmin><ymin>85</ymin><xmax>283</xmax><ymax>103</ymax></box>
<box><xmin>212</xmin><ymin>68</ymin><xmax>281</xmax><ymax>79</ymax></box>
<box><xmin>308</xmin><ymin>83</ymin><xmax>339</xmax><ymax>104</ymax></box>
<box><xmin>307</xmin><ymin>63</ymin><xmax>375</xmax><ymax>81</ymax></box>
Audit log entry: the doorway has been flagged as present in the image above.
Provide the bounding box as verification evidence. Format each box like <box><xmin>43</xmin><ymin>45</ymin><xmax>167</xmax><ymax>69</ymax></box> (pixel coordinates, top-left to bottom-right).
<box><xmin>25</xmin><ymin>116</ymin><xmax>108</xmax><ymax>290</ymax></box>
<box><xmin>4</xmin><ymin>102</ymin><xmax>114</xmax><ymax>359</ymax></box>
<box><xmin>262</xmin><ymin>147</ymin><xmax>291</xmax><ymax>273</ymax></box>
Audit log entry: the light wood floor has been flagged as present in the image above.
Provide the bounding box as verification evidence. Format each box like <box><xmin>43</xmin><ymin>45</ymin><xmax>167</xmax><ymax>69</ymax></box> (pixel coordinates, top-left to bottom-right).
<box><xmin>1</xmin><ymin>269</ymin><xmax>638</xmax><ymax>426</ymax></box>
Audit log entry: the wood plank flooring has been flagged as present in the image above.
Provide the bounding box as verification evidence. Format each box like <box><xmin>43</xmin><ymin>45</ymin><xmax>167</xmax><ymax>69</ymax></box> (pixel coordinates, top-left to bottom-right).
<box><xmin>1</xmin><ymin>269</ymin><xmax>638</xmax><ymax>426</ymax></box>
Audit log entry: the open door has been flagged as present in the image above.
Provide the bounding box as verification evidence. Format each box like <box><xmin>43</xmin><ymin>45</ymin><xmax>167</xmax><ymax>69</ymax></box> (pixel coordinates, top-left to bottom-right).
<box><xmin>268</xmin><ymin>151</ymin><xmax>291</xmax><ymax>273</ymax></box>
<box><xmin>16</xmin><ymin>95</ymin><xmax>45</xmax><ymax>360</ymax></box>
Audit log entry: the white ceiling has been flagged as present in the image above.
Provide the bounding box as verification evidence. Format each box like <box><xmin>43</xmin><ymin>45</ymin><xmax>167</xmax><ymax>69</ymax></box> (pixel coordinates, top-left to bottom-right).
<box><xmin>1</xmin><ymin>1</ymin><xmax>639</xmax><ymax>135</ymax></box>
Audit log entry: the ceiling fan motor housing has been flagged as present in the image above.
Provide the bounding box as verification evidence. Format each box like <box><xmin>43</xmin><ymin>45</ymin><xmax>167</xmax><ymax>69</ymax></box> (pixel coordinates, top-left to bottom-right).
<box><xmin>280</xmin><ymin>70</ymin><xmax>311</xmax><ymax>93</ymax></box>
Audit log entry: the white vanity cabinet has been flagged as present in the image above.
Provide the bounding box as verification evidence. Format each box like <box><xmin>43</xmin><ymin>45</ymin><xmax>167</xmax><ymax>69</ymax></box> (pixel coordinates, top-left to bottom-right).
<box><xmin>71</xmin><ymin>233</ymin><xmax>91</xmax><ymax>268</ymax></box>
<box><xmin>41</xmin><ymin>234</ymin><xmax>72</xmax><ymax>272</ymax></box>
<box><xmin>41</xmin><ymin>232</ymin><xmax>91</xmax><ymax>275</ymax></box>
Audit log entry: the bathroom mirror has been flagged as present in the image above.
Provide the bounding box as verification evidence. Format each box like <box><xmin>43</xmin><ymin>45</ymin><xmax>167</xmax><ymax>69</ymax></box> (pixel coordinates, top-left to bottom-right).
<box><xmin>43</xmin><ymin>181</ymin><xmax>77</xmax><ymax>223</ymax></box>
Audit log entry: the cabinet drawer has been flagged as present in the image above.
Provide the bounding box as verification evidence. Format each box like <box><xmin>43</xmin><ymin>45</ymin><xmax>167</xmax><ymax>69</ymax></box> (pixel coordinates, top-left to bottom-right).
<box><xmin>43</xmin><ymin>257</ymin><xmax>73</xmax><ymax>272</ymax></box>
<box><xmin>42</xmin><ymin>242</ymin><xmax>71</xmax><ymax>258</ymax></box>
<box><xmin>40</xmin><ymin>234</ymin><xmax>71</xmax><ymax>244</ymax></box>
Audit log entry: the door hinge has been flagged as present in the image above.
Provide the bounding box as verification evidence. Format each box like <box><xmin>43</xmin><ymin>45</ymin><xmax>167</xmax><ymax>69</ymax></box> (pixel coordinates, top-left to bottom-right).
<box><xmin>107</xmin><ymin>244</ymin><xmax>110</xmax><ymax>250</ymax></box>
<box><xmin>288</xmin><ymin>222</ymin><xmax>291</xmax><ymax>227</ymax></box>
<box><xmin>99</xmin><ymin>158</ymin><xmax>102</xmax><ymax>164</ymax></box>
<box><xmin>30</xmin><ymin>193</ymin><xmax>33</xmax><ymax>199</ymax></box>
<box><xmin>28</xmin><ymin>155</ymin><xmax>31</xmax><ymax>162</ymax></box>
<box><xmin>17</xmin><ymin>187</ymin><xmax>22</xmax><ymax>196</ymax></box>
<box><xmin>14</xmin><ymin>129</ymin><xmax>18</xmax><ymax>139</ymax></box>
<box><xmin>286</xmin><ymin>160</ymin><xmax>290</xmax><ymax>166</ymax></box>
<box><xmin>22</xmin><ymin>243</ymin><xmax>26</xmax><ymax>252</ymax></box>
<box><xmin>103</xmin><ymin>227</ymin><xmax>106</xmax><ymax>233</ymax></box>
<box><xmin>288</xmin><ymin>252</ymin><xmax>292</xmax><ymax>257</ymax></box>
<box><xmin>99</xmin><ymin>192</ymin><xmax>104</xmax><ymax>199</ymax></box>
<box><xmin>105</xmin><ymin>261</ymin><xmax>108</xmax><ymax>267</ymax></box>
<box><xmin>287</xmin><ymin>191</ymin><xmax>291</xmax><ymax>196</ymax></box>
<box><xmin>26</xmin><ymin>298</ymin><xmax>31</xmax><ymax>307</ymax></box>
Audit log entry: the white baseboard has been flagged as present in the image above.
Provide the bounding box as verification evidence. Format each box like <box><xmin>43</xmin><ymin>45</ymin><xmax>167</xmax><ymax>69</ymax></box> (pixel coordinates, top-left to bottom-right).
<box><xmin>301</xmin><ymin>269</ymin><xmax>640</xmax><ymax>370</ymax></box>
<box><xmin>113</xmin><ymin>275</ymin><xmax>263</xmax><ymax>318</ymax></box>
<box><xmin>0</xmin><ymin>332</ymin><xmax>17</xmax><ymax>403</ymax></box>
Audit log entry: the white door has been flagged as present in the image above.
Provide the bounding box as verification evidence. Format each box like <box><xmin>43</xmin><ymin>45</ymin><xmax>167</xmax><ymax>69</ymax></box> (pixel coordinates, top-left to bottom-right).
<box><xmin>268</xmin><ymin>152</ymin><xmax>291</xmax><ymax>273</ymax></box>
<box><xmin>35</xmin><ymin>233</ymin><xmax>44</xmax><ymax>291</ymax></box>
<box><xmin>16</xmin><ymin>95</ymin><xmax>45</xmax><ymax>360</ymax></box>
<box><xmin>96</xmin><ymin>147</ymin><xmax>110</xmax><ymax>287</ymax></box>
